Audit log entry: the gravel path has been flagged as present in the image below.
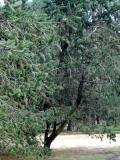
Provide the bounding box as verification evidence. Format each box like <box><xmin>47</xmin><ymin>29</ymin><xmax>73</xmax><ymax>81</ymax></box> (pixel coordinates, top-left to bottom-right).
<box><xmin>51</xmin><ymin>134</ymin><xmax>120</xmax><ymax>149</ymax></box>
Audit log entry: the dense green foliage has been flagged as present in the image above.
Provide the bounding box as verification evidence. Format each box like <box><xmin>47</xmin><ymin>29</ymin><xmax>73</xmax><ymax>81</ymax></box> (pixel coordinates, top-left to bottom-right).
<box><xmin>0</xmin><ymin>1</ymin><xmax>59</xmax><ymax>157</ymax></box>
<box><xmin>0</xmin><ymin>0</ymin><xmax>120</xmax><ymax>158</ymax></box>
<box><xmin>43</xmin><ymin>0</ymin><xmax>120</xmax><ymax>136</ymax></box>
<box><xmin>0</xmin><ymin>107</ymin><xmax>44</xmax><ymax>158</ymax></box>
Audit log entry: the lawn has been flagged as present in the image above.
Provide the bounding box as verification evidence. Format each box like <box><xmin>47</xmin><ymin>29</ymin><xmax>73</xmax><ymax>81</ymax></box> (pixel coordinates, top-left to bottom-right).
<box><xmin>64</xmin><ymin>156</ymin><xmax>106</xmax><ymax>160</ymax></box>
<box><xmin>48</xmin><ymin>147</ymin><xmax>120</xmax><ymax>160</ymax></box>
<box><xmin>51</xmin><ymin>155</ymin><xmax>106</xmax><ymax>160</ymax></box>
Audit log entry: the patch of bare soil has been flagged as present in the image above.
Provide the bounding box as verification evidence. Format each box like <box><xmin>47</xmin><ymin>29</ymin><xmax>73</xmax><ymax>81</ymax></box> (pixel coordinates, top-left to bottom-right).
<box><xmin>0</xmin><ymin>155</ymin><xmax>22</xmax><ymax>160</ymax></box>
<box><xmin>51</xmin><ymin>134</ymin><xmax>120</xmax><ymax>149</ymax></box>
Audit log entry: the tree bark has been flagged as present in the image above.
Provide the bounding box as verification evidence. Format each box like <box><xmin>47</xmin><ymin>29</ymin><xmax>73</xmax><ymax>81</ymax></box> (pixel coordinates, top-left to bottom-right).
<box><xmin>44</xmin><ymin>122</ymin><xmax>57</xmax><ymax>149</ymax></box>
<box><xmin>67</xmin><ymin>120</ymin><xmax>72</xmax><ymax>131</ymax></box>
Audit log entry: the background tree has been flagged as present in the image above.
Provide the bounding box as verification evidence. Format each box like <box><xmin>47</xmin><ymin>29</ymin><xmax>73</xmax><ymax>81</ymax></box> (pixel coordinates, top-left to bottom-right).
<box><xmin>42</xmin><ymin>0</ymin><xmax>120</xmax><ymax>148</ymax></box>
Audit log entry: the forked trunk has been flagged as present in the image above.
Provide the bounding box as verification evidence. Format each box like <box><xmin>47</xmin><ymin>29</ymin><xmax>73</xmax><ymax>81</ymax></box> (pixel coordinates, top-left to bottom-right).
<box><xmin>44</xmin><ymin>134</ymin><xmax>56</xmax><ymax>149</ymax></box>
<box><xmin>44</xmin><ymin>122</ymin><xmax>58</xmax><ymax>149</ymax></box>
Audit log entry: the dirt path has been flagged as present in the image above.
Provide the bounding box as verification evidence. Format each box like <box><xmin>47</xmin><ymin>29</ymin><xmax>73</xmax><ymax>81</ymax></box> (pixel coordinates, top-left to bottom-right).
<box><xmin>51</xmin><ymin>134</ymin><xmax>120</xmax><ymax>149</ymax></box>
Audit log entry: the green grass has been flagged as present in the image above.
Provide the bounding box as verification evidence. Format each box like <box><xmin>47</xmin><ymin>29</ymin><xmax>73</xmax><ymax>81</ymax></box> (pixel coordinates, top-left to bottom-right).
<box><xmin>69</xmin><ymin>155</ymin><xmax>106</xmax><ymax>160</ymax></box>
<box><xmin>111</xmin><ymin>126</ymin><xmax>120</xmax><ymax>133</ymax></box>
<box><xmin>48</xmin><ymin>147</ymin><xmax>120</xmax><ymax>160</ymax></box>
<box><xmin>50</xmin><ymin>155</ymin><xmax>106</xmax><ymax>160</ymax></box>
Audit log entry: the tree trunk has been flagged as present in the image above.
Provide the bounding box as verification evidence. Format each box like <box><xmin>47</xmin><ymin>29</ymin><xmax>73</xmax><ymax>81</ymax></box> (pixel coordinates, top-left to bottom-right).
<box><xmin>44</xmin><ymin>133</ymin><xmax>57</xmax><ymax>149</ymax></box>
<box><xmin>44</xmin><ymin>72</ymin><xmax>85</xmax><ymax>148</ymax></box>
<box><xmin>44</xmin><ymin>137</ymin><xmax>52</xmax><ymax>149</ymax></box>
<box><xmin>67</xmin><ymin>120</ymin><xmax>72</xmax><ymax>131</ymax></box>
<box><xmin>44</xmin><ymin>122</ymin><xmax>57</xmax><ymax>149</ymax></box>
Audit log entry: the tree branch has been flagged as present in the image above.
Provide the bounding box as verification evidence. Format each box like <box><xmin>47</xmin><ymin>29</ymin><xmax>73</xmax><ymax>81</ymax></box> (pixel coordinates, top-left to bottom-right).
<box><xmin>44</xmin><ymin>121</ymin><xmax>51</xmax><ymax>141</ymax></box>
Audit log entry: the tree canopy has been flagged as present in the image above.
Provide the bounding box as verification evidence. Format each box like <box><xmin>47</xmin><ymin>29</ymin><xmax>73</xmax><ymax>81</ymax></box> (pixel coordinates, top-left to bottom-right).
<box><xmin>0</xmin><ymin>0</ymin><xmax>120</xmax><ymax>157</ymax></box>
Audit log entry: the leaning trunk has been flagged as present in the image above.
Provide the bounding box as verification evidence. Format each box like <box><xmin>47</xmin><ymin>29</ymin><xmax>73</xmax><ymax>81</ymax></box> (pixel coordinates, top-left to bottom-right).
<box><xmin>44</xmin><ymin>134</ymin><xmax>57</xmax><ymax>149</ymax></box>
<box><xmin>44</xmin><ymin>137</ymin><xmax>52</xmax><ymax>149</ymax></box>
<box><xmin>44</xmin><ymin>122</ymin><xmax>58</xmax><ymax>149</ymax></box>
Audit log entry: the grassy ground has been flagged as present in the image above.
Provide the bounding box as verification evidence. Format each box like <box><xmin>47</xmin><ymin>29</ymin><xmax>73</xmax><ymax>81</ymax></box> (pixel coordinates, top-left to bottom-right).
<box><xmin>1</xmin><ymin>147</ymin><xmax>120</xmax><ymax>160</ymax></box>
<box><xmin>60</xmin><ymin>156</ymin><xmax>106</xmax><ymax>160</ymax></box>
<box><xmin>48</xmin><ymin>147</ymin><xmax>120</xmax><ymax>160</ymax></box>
